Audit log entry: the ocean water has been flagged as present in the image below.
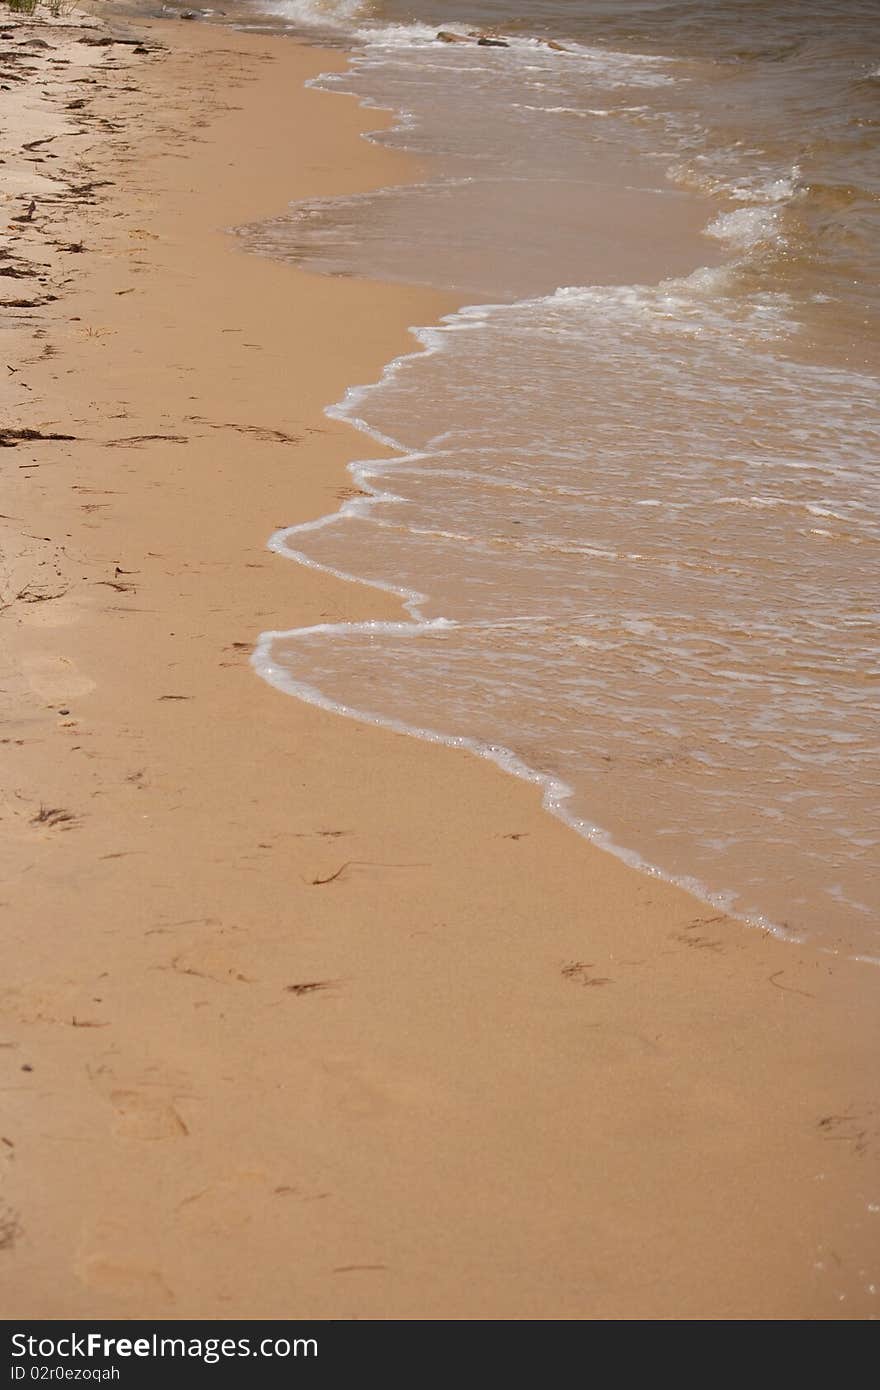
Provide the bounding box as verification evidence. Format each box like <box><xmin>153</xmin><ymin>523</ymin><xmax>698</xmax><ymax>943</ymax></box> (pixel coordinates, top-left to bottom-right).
<box><xmin>237</xmin><ymin>0</ymin><xmax>880</xmax><ymax>954</ymax></box>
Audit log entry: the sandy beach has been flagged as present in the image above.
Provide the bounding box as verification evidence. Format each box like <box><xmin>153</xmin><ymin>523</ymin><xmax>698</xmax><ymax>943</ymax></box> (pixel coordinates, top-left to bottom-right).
<box><xmin>0</xmin><ymin>6</ymin><xmax>878</xmax><ymax>1320</ymax></box>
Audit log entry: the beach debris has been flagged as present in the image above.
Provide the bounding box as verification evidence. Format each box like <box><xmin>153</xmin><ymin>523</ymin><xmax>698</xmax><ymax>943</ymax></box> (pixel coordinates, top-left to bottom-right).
<box><xmin>816</xmin><ymin>1110</ymin><xmax>875</xmax><ymax>1156</ymax></box>
<box><xmin>78</xmin><ymin>36</ymin><xmax>155</xmax><ymax>49</ymax></box>
<box><xmin>309</xmin><ymin>859</ymin><xmax>428</xmax><ymax>885</ymax></box>
<box><xmin>310</xmin><ymin>862</ymin><xmax>351</xmax><ymax>886</ymax></box>
<box><xmin>0</xmin><ymin>427</ymin><xmax>76</xmax><ymax>447</ymax></box>
<box><xmin>31</xmin><ymin>805</ymin><xmax>76</xmax><ymax>828</ymax></box>
<box><xmin>105</xmin><ymin>434</ymin><xmax>188</xmax><ymax>447</ymax></box>
<box><xmin>0</xmin><ymin>296</ymin><xmax>57</xmax><ymax>309</ymax></box>
<box><xmin>561</xmin><ymin>961</ymin><xmax>612</xmax><ymax>987</ymax></box>
<box><xmin>69</xmin><ymin>181</ymin><xmax>114</xmax><ymax>197</ymax></box>
<box><xmin>674</xmin><ymin>916</ymin><xmax>727</xmax><ymax>952</ymax></box>
<box><xmin>0</xmin><ymin>1209</ymin><xmax>21</xmax><ymax>1252</ymax></box>
<box><xmin>284</xmin><ymin>981</ymin><xmax>335</xmax><ymax>996</ymax></box>
<box><xmin>436</xmin><ymin>30</ymin><xmax>567</xmax><ymax>52</ymax></box>
<box><xmin>768</xmin><ymin>970</ymin><xmax>814</xmax><ymax>999</ymax></box>
<box><xmin>14</xmin><ymin>581</ymin><xmax>68</xmax><ymax>602</ymax></box>
<box><xmin>15</xmin><ymin>582</ymin><xmax>67</xmax><ymax>602</ymax></box>
<box><xmin>206</xmin><ymin>421</ymin><xmax>300</xmax><ymax>443</ymax></box>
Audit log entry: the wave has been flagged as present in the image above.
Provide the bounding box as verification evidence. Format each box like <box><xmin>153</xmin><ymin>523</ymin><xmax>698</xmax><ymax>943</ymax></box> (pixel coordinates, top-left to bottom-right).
<box><xmin>253</xmin><ymin>620</ymin><xmax>788</xmax><ymax>936</ymax></box>
<box><xmin>260</xmin><ymin>0</ymin><xmax>370</xmax><ymax>26</ymax></box>
<box><xmin>242</xmin><ymin>0</ymin><xmax>880</xmax><ymax>956</ymax></box>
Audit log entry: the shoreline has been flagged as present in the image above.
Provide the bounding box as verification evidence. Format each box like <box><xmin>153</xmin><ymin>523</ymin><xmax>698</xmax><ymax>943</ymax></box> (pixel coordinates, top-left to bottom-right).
<box><xmin>1</xmin><ymin>9</ymin><xmax>878</xmax><ymax>1319</ymax></box>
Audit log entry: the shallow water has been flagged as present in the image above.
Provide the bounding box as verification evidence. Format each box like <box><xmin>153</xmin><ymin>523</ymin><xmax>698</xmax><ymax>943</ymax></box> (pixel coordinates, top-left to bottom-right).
<box><xmin>239</xmin><ymin>0</ymin><xmax>880</xmax><ymax>953</ymax></box>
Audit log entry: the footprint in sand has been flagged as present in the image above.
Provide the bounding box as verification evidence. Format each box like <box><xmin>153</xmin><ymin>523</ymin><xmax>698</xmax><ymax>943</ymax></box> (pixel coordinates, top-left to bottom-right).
<box><xmin>0</xmin><ymin>981</ymin><xmax>85</xmax><ymax>1026</ymax></box>
<box><xmin>177</xmin><ymin>1170</ymin><xmax>269</xmax><ymax>1233</ymax></box>
<box><xmin>76</xmin><ymin>1252</ymin><xmax>174</xmax><ymax>1305</ymax></box>
<box><xmin>20</xmin><ymin>652</ymin><xmax>95</xmax><ymax>701</ymax></box>
<box><xmin>316</xmin><ymin>1056</ymin><xmax>445</xmax><ymax>1122</ymax></box>
<box><xmin>88</xmin><ymin>1057</ymin><xmax>193</xmax><ymax>1141</ymax></box>
<box><xmin>109</xmin><ymin>1089</ymin><xmax>189</xmax><ymax>1140</ymax></box>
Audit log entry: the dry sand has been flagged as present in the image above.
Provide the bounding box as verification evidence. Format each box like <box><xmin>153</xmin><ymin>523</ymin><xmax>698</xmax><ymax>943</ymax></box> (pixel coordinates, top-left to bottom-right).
<box><xmin>0</xmin><ymin>8</ymin><xmax>878</xmax><ymax>1320</ymax></box>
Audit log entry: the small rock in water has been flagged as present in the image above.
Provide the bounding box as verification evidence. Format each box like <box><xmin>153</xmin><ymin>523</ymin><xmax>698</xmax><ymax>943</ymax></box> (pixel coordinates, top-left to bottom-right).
<box><xmin>436</xmin><ymin>30</ymin><xmax>469</xmax><ymax>44</ymax></box>
<box><xmin>477</xmin><ymin>36</ymin><xmax>510</xmax><ymax>47</ymax></box>
<box><xmin>545</xmin><ymin>40</ymin><xmax>569</xmax><ymax>52</ymax></box>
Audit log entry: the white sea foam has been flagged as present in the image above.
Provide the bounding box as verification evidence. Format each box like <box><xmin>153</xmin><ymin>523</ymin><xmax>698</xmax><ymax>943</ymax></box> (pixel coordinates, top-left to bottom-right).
<box><xmin>267</xmin><ymin>0</ymin><xmax>678</xmax><ymax>94</ymax></box>
<box><xmin>706</xmin><ymin>204</ymin><xmax>785</xmax><ymax>252</ymax></box>
<box><xmin>261</xmin><ymin>0</ymin><xmax>366</xmax><ymax>27</ymax></box>
<box><xmin>241</xmin><ymin>2</ymin><xmax>880</xmax><ymax>958</ymax></box>
<box><xmin>252</xmin><ymin>629</ymin><xmax>788</xmax><ymax>940</ymax></box>
<box><xmin>255</xmin><ymin>258</ymin><xmax>880</xmax><ymax>955</ymax></box>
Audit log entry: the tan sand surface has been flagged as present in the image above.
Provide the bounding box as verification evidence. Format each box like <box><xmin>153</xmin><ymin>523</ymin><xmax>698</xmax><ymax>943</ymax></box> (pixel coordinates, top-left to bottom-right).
<box><xmin>0</xmin><ymin>9</ymin><xmax>878</xmax><ymax>1320</ymax></box>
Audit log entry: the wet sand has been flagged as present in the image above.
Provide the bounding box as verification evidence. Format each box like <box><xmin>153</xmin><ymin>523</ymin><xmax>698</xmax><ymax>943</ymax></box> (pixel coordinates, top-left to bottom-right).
<box><xmin>0</xmin><ymin>10</ymin><xmax>878</xmax><ymax>1320</ymax></box>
